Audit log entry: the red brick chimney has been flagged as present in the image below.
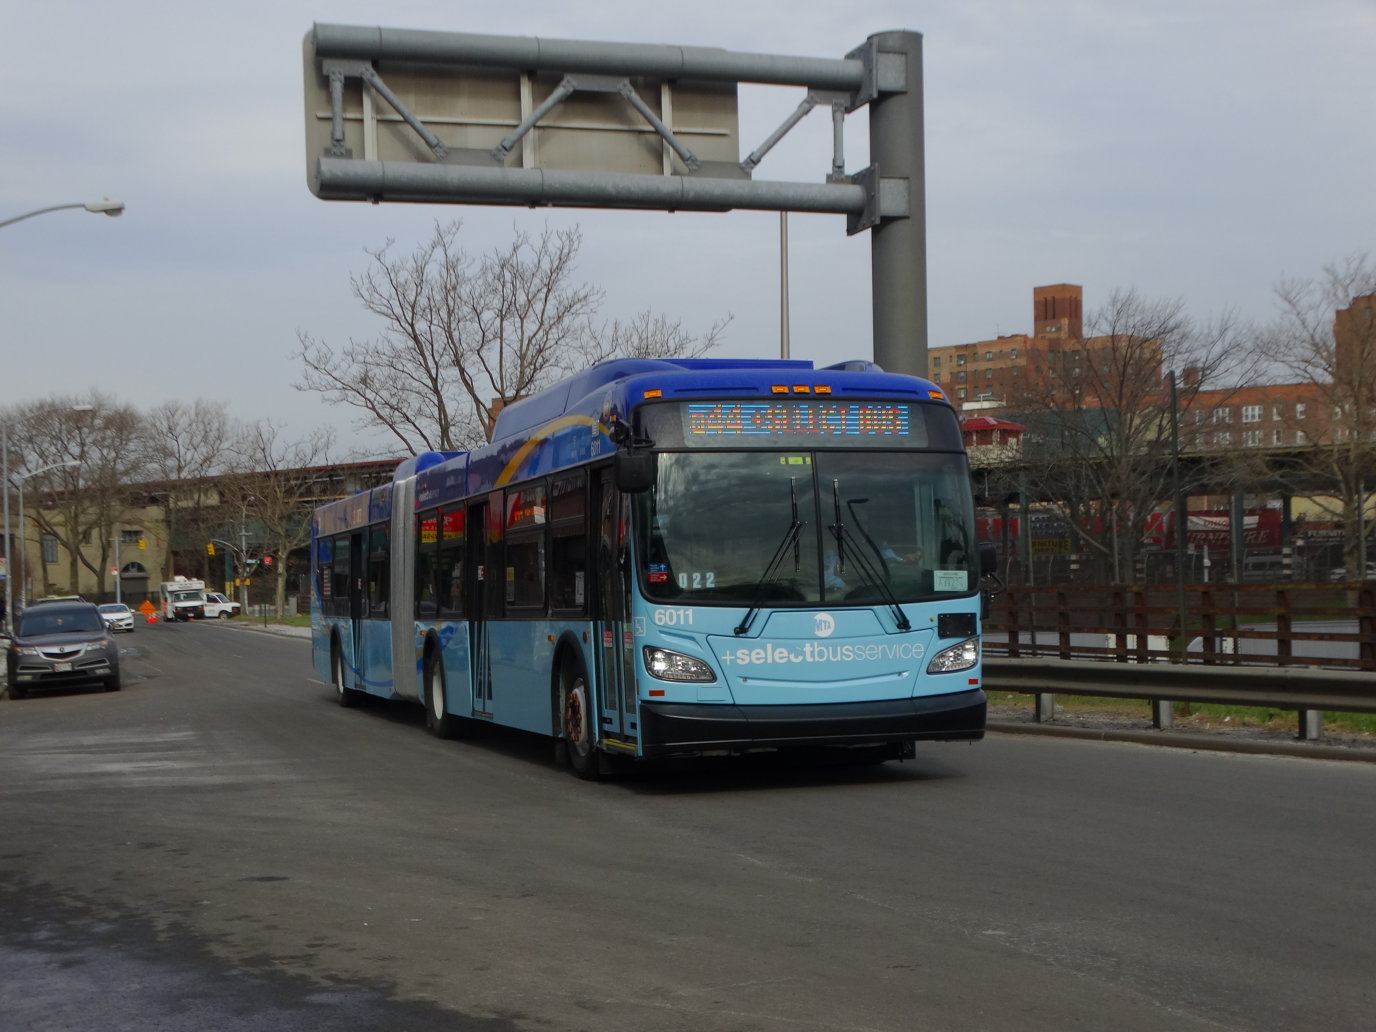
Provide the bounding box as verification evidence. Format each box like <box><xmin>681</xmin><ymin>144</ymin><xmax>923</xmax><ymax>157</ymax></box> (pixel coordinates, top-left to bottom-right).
<box><xmin>1032</xmin><ymin>284</ymin><xmax>1083</xmax><ymax>339</ymax></box>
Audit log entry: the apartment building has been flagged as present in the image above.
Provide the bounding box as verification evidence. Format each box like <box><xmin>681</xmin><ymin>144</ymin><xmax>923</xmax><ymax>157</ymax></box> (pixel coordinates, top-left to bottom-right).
<box><xmin>932</xmin><ymin>284</ymin><xmax>1370</xmax><ymax>456</ymax></box>
<box><xmin>929</xmin><ymin>285</ymin><xmax>1097</xmax><ymax>410</ymax></box>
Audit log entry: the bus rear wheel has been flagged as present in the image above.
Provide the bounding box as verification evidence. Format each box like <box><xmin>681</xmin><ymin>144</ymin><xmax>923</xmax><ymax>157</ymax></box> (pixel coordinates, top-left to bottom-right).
<box><xmin>561</xmin><ymin>668</ymin><xmax>599</xmax><ymax>780</ymax></box>
<box><xmin>333</xmin><ymin>641</ymin><xmax>358</xmax><ymax>708</ymax></box>
<box><xmin>425</xmin><ymin>653</ymin><xmax>462</xmax><ymax>739</ymax></box>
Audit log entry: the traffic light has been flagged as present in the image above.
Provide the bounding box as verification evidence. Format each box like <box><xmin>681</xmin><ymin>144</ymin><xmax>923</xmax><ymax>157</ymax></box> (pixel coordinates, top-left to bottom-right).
<box><xmin>138</xmin><ymin>538</ymin><xmax>146</xmax><ymax>550</ymax></box>
<box><xmin>207</xmin><ymin>542</ymin><xmax>216</xmax><ymax>556</ymax></box>
<box><xmin>261</xmin><ymin>554</ymin><xmax>274</xmax><ymax>568</ymax></box>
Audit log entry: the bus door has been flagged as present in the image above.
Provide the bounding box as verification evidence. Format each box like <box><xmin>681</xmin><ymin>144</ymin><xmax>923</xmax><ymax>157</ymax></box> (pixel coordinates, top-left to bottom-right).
<box><xmin>466</xmin><ymin>499</ymin><xmax>494</xmax><ymax>716</ymax></box>
<box><xmin>594</xmin><ymin>469</ymin><xmax>636</xmax><ymax>741</ymax></box>
<box><xmin>347</xmin><ymin>529</ymin><xmax>366</xmax><ymax>685</ymax></box>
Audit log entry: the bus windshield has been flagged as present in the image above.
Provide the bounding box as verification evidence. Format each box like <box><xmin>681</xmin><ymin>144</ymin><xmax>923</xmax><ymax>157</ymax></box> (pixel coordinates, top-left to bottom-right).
<box><xmin>634</xmin><ymin>450</ymin><xmax>978</xmax><ymax>605</ymax></box>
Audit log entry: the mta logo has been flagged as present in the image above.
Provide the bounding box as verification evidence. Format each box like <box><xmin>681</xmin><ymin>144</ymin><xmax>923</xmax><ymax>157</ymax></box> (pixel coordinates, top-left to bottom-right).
<box><xmin>813</xmin><ymin>613</ymin><xmax>836</xmax><ymax>638</ymax></box>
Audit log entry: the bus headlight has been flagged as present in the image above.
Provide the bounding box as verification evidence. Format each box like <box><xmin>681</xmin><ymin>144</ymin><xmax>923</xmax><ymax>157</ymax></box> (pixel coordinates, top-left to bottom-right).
<box><xmin>643</xmin><ymin>647</ymin><xmax>716</xmax><ymax>683</ymax></box>
<box><xmin>926</xmin><ymin>637</ymin><xmax>979</xmax><ymax>674</ymax></box>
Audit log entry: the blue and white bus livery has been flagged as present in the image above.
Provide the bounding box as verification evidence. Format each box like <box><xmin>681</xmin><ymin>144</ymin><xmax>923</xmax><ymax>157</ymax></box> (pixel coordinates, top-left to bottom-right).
<box><xmin>311</xmin><ymin>357</ymin><xmax>993</xmax><ymax>778</ymax></box>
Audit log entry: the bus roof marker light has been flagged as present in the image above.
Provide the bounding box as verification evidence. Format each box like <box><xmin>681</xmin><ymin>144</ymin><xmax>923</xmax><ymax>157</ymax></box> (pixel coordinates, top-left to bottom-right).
<box><xmin>771</xmin><ymin>384</ymin><xmax>788</xmax><ymax>394</ymax></box>
<box><xmin>643</xmin><ymin>388</ymin><xmax>663</xmax><ymax>399</ymax></box>
<box><xmin>815</xmin><ymin>385</ymin><xmax>832</xmax><ymax>394</ymax></box>
<box><xmin>792</xmin><ymin>385</ymin><xmax>810</xmax><ymax>393</ymax></box>
<box><xmin>928</xmin><ymin>390</ymin><xmax>946</xmax><ymax>400</ymax></box>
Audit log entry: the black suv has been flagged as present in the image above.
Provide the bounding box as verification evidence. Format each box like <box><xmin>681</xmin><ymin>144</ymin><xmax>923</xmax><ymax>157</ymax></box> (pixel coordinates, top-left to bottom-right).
<box><xmin>5</xmin><ymin>600</ymin><xmax>122</xmax><ymax>698</ymax></box>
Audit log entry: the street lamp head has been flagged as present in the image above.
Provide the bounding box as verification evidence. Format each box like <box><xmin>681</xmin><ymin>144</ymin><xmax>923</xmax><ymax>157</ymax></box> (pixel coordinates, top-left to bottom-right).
<box><xmin>25</xmin><ymin>459</ymin><xmax>81</xmax><ymax>477</ymax></box>
<box><xmin>11</xmin><ymin>458</ymin><xmax>78</xmax><ymax>482</ymax></box>
<box><xmin>83</xmin><ymin>198</ymin><xmax>125</xmax><ymax>217</ymax></box>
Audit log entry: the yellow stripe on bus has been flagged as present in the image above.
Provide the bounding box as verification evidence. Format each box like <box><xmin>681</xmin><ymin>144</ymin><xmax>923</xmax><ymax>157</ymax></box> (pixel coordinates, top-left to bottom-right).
<box><xmin>495</xmin><ymin>414</ymin><xmax>604</xmax><ymax>487</ymax></box>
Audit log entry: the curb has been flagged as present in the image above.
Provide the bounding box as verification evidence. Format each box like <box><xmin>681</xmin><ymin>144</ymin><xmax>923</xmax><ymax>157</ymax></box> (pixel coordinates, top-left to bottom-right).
<box><xmin>987</xmin><ymin>719</ymin><xmax>1376</xmax><ymax>763</ymax></box>
<box><xmin>220</xmin><ymin>622</ymin><xmax>312</xmax><ymax>639</ymax></box>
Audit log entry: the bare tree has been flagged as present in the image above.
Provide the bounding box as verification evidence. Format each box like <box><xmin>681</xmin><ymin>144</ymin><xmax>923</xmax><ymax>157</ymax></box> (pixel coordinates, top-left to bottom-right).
<box><xmin>10</xmin><ymin>394</ymin><xmax>149</xmax><ymax>597</ymax></box>
<box><xmin>142</xmin><ymin>399</ymin><xmax>239</xmax><ymax>583</ymax></box>
<box><xmin>230</xmin><ymin>421</ymin><xmax>335</xmax><ymax>617</ymax></box>
<box><xmin>294</xmin><ymin>219</ymin><xmax>729</xmax><ymax>452</ymax></box>
<box><xmin>1257</xmin><ymin>253</ymin><xmax>1376</xmax><ymax>577</ymax></box>
<box><xmin>1007</xmin><ymin>289</ymin><xmax>1249</xmax><ymax>583</ymax></box>
<box><xmin>587</xmin><ymin>309</ymin><xmax>732</xmax><ymax>364</ymax></box>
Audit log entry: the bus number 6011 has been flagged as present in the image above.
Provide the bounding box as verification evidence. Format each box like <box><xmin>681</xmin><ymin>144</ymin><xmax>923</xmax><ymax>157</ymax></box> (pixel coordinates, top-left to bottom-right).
<box><xmin>653</xmin><ymin>608</ymin><xmax>694</xmax><ymax>626</ymax></box>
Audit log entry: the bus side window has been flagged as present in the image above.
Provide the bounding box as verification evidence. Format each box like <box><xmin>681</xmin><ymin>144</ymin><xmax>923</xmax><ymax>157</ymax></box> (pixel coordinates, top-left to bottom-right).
<box><xmin>438</xmin><ymin>507</ymin><xmax>464</xmax><ymax>618</ymax></box>
<box><xmin>316</xmin><ymin>536</ymin><xmax>334</xmax><ymax>609</ymax></box>
<box><xmin>445</xmin><ymin>557</ymin><xmax>463</xmax><ymax>615</ymax></box>
<box><xmin>416</xmin><ymin>511</ymin><xmax>439</xmax><ymax>619</ymax></box>
<box><xmin>330</xmin><ymin>535</ymin><xmax>351</xmax><ymax>618</ymax></box>
<box><xmin>367</xmin><ymin>525</ymin><xmax>388</xmax><ymax>618</ymax></box>
<box><xmin>505</xmin><ymin>483</ymin><xmax>547</xmax><ymax>611</ymax></box>
<box><xmin>551</xmin><ymin>529</ymin><xmax>586</xmax><ymax>611</ymax></box>
<box><xmin>550</xmin><ymin>472</ymin><xmax>587</xmax><ymax>613</ymax></box>
<box><xmin>505</xmin><ymin>533</ymin><xmax>545</xmax><ymax>609</ymax></box>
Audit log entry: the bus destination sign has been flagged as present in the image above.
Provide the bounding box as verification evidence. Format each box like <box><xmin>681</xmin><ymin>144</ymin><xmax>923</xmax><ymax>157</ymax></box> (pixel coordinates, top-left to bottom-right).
<box><xmin>686</xmin><ymin>401</ymin><xmax>911</xmax><ymax>439</ymax></box>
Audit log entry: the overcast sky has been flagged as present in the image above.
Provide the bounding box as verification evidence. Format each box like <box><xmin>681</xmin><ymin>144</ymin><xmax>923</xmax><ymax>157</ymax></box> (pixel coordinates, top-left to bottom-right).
<box><xmin>4</xmin><ymin>0</ymin><xmax>1373</xmax><ymax>460</ymax></box>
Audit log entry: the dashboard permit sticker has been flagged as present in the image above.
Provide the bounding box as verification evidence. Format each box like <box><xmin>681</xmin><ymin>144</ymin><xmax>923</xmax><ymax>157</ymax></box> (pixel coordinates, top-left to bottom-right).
<box><xmin>932</xmin><ymin>570</ymin><xmax>969</xmax><ymax>592</ymax></box>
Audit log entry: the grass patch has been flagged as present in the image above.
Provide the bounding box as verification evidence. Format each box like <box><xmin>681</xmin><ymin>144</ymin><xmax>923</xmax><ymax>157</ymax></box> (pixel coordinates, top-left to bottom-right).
<box><xmin>985</xmin><ymin>691</ymin><xmax>1376</xmax><ymax>737</ymax></box>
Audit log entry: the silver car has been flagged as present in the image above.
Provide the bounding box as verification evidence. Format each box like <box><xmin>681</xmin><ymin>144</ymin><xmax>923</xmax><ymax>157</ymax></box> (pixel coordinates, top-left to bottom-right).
<box><xmin>6</xmin><ymin>601</ymin><xmax>122</xmax><ymax>698</ymax></box>
<box><xmin>98</xmin><ymin>602</ymin><xmax>136</xmax><ymax>633</ymax></box>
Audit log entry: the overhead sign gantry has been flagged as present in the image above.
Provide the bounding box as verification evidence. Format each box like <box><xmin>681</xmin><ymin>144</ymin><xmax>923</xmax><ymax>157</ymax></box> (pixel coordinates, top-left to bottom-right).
<box><xmin>303</xmin><ymin>23</ymin><xmax>928</xmax><ymax>373</ymax></box>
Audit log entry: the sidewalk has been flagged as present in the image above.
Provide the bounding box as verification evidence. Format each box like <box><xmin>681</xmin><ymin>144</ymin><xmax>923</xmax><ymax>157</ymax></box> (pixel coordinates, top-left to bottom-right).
<box><xmin>217</xmin><ymin>619</ymin><xmax>312</xmax><ymax>639</ymax></box>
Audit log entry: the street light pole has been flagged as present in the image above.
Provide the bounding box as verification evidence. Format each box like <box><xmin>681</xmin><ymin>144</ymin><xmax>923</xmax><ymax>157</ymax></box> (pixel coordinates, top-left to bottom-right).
<box><xmin>238</xmin><ymin>496</ymin><xmax>256</xmax><ymax>615</ymax></box>
<box><xmin>779</xmin><ymin>211</ymin><xmax>790</xmax><ymax>359</ymax></box>
<box><xmin>0</xmin><ymin>198</ymin><xmax>126</xmax><ymax>229</ymax></box>
<box><xmin>2</xmin><ymin>421</ymin><xmax>11</xmax><ymax>635</ymax></box>
<box><xmin>14</xmin><ymin>460</ymin><xmax>81</xmax><ymax>612</ymax></box>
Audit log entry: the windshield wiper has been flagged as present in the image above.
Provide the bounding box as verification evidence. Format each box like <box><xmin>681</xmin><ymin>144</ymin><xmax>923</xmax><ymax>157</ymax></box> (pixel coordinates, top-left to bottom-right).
<box><xmin>846</xmin><ymin>497</ymin><xmax>891</xmax><ymax>582</ymax></box>
<box><xmin>830</xmin><ymin>480</ymin><xmax>910</xmax><ymax>630</ymax></box>
<box><xmin>734</xmin><ymin>478</ymin><xmax>802</xmax><ymax>636</ymax></box>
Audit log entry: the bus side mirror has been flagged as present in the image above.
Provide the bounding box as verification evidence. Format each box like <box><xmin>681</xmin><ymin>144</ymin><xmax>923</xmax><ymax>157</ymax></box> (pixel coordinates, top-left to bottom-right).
<box><xmin>614</xmin><ymin>450</ymin><xmax>656</xmax><ymax>494</ymax></box>
<box><xmin>979</xmin><ymin>542</ymin><xmax>997</xmax><ymax>576</ymax></box>
<box><xmin>977</xmin><ymin>542</ymin><xmax>1003</xmax><ymax>620</ymax></box>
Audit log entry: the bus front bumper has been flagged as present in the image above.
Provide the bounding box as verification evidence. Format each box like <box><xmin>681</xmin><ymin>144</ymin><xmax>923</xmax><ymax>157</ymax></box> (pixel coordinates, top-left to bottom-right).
<box><xmin>637</xmin><ymin>688</ymin><xmax>986</xmax><ymax>758</ymax></box>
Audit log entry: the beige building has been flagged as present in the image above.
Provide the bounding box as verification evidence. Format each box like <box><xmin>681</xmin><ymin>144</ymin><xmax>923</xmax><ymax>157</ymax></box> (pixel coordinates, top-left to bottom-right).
<box><xmin>13</xmin><ymin>458</ymin><xmax>400</xmax><ymax>609</ymax></box>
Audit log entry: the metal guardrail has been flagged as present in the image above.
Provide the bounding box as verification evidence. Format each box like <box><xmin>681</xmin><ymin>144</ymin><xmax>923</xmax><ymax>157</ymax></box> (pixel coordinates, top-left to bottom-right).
<box><xmin>983</xmin><ymin>655</ymin><xmax>1376</xmax><ymax>741</ymax></box>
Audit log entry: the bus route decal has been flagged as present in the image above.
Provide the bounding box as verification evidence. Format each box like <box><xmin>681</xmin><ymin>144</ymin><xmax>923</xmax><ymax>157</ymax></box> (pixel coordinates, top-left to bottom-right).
<box><xmin>720</xmin><ymin>640</ymin><xmax>927</xmax><ymax>667</ymax></box>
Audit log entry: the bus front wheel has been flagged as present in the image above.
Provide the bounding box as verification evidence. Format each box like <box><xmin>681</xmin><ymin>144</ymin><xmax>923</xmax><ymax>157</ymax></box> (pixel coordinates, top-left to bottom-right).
<box><xmin>561</xmin><ymin>667</ymin><xmax>599</xmax><ymax>780</ymax></box>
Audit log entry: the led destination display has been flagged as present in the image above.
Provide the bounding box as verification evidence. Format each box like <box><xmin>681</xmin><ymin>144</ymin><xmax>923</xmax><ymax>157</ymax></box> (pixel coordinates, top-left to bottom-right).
<box><xmin>686</xmin><ymin>401</ymin><xmax>911</xmax><ymax>439</ymax></box>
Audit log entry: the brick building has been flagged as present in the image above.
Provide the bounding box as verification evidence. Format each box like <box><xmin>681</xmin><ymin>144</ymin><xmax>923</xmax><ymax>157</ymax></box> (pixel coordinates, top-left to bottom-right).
<box><xmin>931</xmin><ymin>283</ymin><xmax>1360</xmax><ymax>455</ymax></box>
<box><xmin>929</xmin><ymin>284</ymin><xmax>1115</xmax><ymax>411</ymax></box>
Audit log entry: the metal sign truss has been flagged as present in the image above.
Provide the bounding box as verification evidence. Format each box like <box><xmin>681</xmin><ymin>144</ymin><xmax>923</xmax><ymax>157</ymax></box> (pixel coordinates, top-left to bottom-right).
<box><xmin>303</xmin><ymin>23</ymin><xmax>929</xmax><ymax>372</ymax></box>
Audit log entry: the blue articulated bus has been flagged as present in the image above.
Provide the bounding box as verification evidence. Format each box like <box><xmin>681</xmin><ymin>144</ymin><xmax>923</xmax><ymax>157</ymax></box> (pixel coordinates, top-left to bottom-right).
<box><xmin>311</xmin><ymin>357</ymin><xmax>994</xmax><ymax>778</ymax></box>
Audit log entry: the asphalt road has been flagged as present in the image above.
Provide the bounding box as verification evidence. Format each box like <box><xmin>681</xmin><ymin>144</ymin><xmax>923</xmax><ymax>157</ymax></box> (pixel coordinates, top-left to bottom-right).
<box><xmin>2</xmin><ymin>619</ymin><xmax>1373</xmax><ymax>1031</ymax></box>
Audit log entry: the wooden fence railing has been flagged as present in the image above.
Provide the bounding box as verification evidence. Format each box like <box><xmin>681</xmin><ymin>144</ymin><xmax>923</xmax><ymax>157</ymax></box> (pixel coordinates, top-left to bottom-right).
<box><xmin>986</xmin><ymin>582</ymin><xmax>1376</xmax><ymax>671</ymax></box>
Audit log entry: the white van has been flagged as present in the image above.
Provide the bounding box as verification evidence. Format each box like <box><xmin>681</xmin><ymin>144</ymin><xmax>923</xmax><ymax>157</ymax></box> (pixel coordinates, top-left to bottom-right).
<box><xmin>1241</xmin><ymin>554</ymin><xmax>1287</xmax><ymax>582</ymax></box>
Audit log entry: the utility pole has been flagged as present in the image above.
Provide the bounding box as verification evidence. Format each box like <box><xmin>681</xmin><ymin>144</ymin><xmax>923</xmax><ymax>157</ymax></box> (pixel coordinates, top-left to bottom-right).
<box><xmin>240</xmin><ymin>520</ymin><xmax>249</xmax><ymax>614</ymax></box>
<box><xmin>1168</xmin><ymin>371</ymin><xmax>1188</xmax><ymax>650</ymax></box>
<box><xmin>210</xmin><ymin>538</ymin><xmax>250</xmax><ymax>614</ymax></box>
